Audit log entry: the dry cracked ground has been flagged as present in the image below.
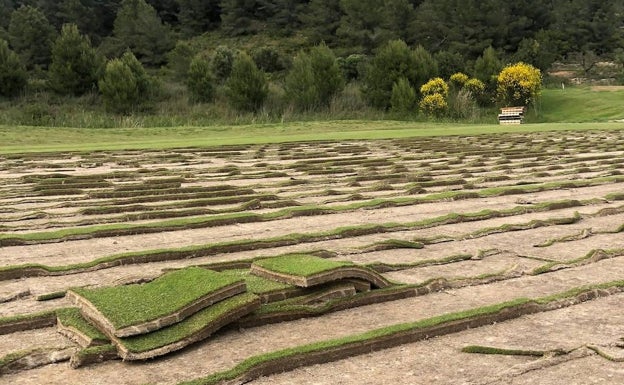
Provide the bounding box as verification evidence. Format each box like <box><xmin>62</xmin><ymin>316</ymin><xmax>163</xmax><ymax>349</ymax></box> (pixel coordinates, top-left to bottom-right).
<box><xmin>1</xmin><ymin>129</ymin><xmax>623</xmax><ymax>385</ymax></box>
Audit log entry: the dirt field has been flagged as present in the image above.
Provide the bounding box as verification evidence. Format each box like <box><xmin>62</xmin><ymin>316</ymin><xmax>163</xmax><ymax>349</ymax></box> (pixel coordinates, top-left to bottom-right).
<box><xmin>1</xmin><ymin>129</ymin><xmax>623</xmax><ymax>385</ymax></box>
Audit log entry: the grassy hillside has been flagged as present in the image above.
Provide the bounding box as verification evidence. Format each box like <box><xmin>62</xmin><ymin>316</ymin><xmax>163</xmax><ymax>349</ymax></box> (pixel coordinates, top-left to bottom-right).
<box><xmin>536</xmin><ymin>86</ymin><xmax>624</xmax><ymax>122</ymax></box>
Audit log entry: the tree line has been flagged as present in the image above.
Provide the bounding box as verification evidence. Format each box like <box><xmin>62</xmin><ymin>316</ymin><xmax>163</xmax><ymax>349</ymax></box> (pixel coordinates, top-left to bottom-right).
<box><xmin>0</xmin><ymin>0</ymin><xmax>620</xmax><ymax>119</ymax></box>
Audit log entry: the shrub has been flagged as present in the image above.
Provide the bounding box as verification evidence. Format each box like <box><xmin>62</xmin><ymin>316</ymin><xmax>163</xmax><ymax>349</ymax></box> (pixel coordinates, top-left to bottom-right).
<box><xmin>448</xmin><ymin>89</ymin><xmax>479</xmax><ymax>119</ymax></box>
<box><xmin>0</xmin><ymin>38</ymin><xmax>27</xmax><ymax>97</ymax></box>
<box><xmin>225</xmin><ymin>52</ymin><xmax>268</xmax><ymax>112</ymax></box>
<box><xmin>211</xmin><ymin>45</ymin><xmax>236</xmax><ymax>83</ymax></box>
<box><xmin>390</xmin><ymin>77</ymin><xmax>416</xmax><ymax>114</ymax></box>
<box><xmin>252</xmin><ymin>46</ymin><xmax>286</xmax><ymax>73</ymax></box>
<box><xmin>337</xmin><ymin>54</ymin><xmax>366</xmax><ymax>81</ymax></box>
<box><xmin>464</xmin><ymin>78</ymin><xmax>485</xmax><ymax>95</ymax></box>
<box><xmin>449</xmin><ymin>72</ymin><xmax>469</xmax><ymax>89</ymax></box>
<box><xmin>419</xmin><ymin>93</ymin><xmax>447</xmax><ymax>116</ymax></box>
<box><xmin>48</xmin><ymin>24</ymin><xmax>103</xmax><ymax>96</ymax></box>
<box><xmin>186</xmin><ymin>55</ymin><xmax>215</xmax><ymax>103</ymax></box>
<box><xmin>98</xmin><ymin>59</ymin><xmax>139</xmax><ymax>113</ymax></box>
<box><xmin>496</xmin><ymin>62</ymin><xmax>542</xmax><ymax>106</ymax></box>
<box><xmin>420</xmin><ymin>77</ymin><xmax>449</xmax><ymax>97</ymax></box>
<box><xmin>168</xmin><ymin>41</ymin><xmax>195</xmax><ymax>80</ymax></box>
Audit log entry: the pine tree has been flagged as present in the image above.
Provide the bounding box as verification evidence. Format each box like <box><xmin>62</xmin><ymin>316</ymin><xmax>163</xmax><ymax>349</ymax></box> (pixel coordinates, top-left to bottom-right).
<box><xmin>0</xmin><ymin>38</ymin><xmax>27</xmax><ymax>97</ymax></box>
<box><xmin>363</xmin><ymin>40</ymin><xmax>437</xmax><ymax>109</ymax></box>
<box><xmin>299</xmin><ymin>0</ymin><xmax>343</xmax><ymax>45</ymax></box>
<box><xmin>48</xmin><ymin>24</ymin><xmax>104</xmax><ymax>95</ymax></box>
<box><xmin>176</xmin><ymin>0</ymin><xmax>221</xmax><ymax>37</ymax></box>
<box><xmin>186</xmin><ymin>55</ymin><xmax>215</xmax><ymax>103</ymax></box>
<box><xmin>112</xmin><ymin>0</ymin><xmax>174</xmax><ymax>66</ymax></box>
<box><xmin>99</xmin><ymin>58</ymin><xmax>139</xmax><ymax>113</ymax></box>
<box><xmin>8</xmin><ymin>5</ymin><xmax>56</xmax><ymax>69</ymax></box>
<box><xmin>225</xmin><ymin>52</ymin><xmax>268</xmax><ymax>111</ymax></box>
<box><xmin>285</xmin><ymin>44</ymin><xmax>344</xmax><ymax>110</ymax></box>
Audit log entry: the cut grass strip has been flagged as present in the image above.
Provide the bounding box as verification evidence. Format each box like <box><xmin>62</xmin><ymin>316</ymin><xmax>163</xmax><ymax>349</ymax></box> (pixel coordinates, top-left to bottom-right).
<box><xmin>68</xmin><ymin>267</ymin><xmax>245</xmax><ymax>337</ymax></box>
<box><xmin>0</xmin><ymin>199</ymin><xmax>593</xmax><ymax>280</ymax></box>
<box><xmin>115</xmin><ymin>292</ymin><xmax>260</xmax><ymax>360</ymax></box>
<box><xmin>2</xmin><ymin>174</ymin><xmax>621</xmax><ymax>246</ymax></box>
<box><xmin>0</xmin><ymin>309</ymin><xmax>59</xmax><ymax>335</ymax></box>
<box><xmin>531</xmin><ymin>249</ymin><xmax>624</xmax><ymax>275</ymax></box>
<box><xmin>56</xmin><ymin>308</ymin><xmax>109</xmax><ymax>347</ymax></box>
<box><xmin>534</xmin><ymin>228</ymin><xmax>593</xmax><ymax>247</ymax></box>
<box><xmin>461</xmin><ymin>345</ymin><xmax>565</xmax><ymax>357</ymax></box>
<box><xmin>36</xmin><ymin>291</ymin><xmax>66</xmax><ymax>301</ymax></box>
<box><xmin>175</xmin><ymin>281</ymin><xmax>624</xmax><ymax>385</ymax></box>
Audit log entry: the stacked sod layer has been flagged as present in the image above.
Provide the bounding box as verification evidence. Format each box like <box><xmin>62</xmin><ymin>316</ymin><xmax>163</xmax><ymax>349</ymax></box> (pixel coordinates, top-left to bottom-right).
<box><xmin>250</xmin><ymin>254</ymin><xmax>391</xmax><ymax>289</ymax></box>
<box><xmin>66</xmin><ymin>267</ymin><xmax>261</xmax><ymax>360</ymax></box>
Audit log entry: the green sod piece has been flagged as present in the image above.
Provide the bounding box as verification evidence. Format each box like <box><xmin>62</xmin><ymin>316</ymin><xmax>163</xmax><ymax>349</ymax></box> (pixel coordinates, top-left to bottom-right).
<box><xmin>253</xmin><ymin>255</ymin><xmax>353</xmax><ymax>278</ymax></box>
<box><xmin>115</xmin><ymin>292</ymin><xmax>260</xmax><ymax>360</ymax></box>
<box><xmin>68</xmin><ymin>267</ymin><xmax>245</xmax><ymax>337</ymax></box>
<box><xmin>251</xmin><ymin>254</ymin><xmax>389</xmax><ymax>288</ymax></box>
<box><xmin>56</xmin><ymin>308</ymin><xmax>109</xmax><ymax>347</ymax></box>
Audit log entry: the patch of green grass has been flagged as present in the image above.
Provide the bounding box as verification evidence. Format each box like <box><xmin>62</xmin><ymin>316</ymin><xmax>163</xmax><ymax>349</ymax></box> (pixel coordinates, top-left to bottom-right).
<box><xmin>56</xmin><ymin>308</ymin><xmax>109</xmax><ymax>343</ymax></box>
<box><xmin>2</xmin><ymin>121</ymin><xmax>624</xmax><ymax>155</ymax></box>
<box><xmin>36</xmin><ymin>291</ymin><xmax>66</xmax><ymax>301</ymax></box>
<box><xmin>218</xmin><ymin>269</ymin><xmax>293</xmax><ymax>294</ymax></box>
<box><xmin>72</xmin><ymin>267</ymin><xmax>242</xmax><ymax>329</ymax></box>
<box><xmin>0</xmin><ymin>309</ymin><xmax>60</xmax><ymax>328</ymax></box>
<box><xmin>253</xmin><ymin>255</ymin><xmax>352</xmax><ymax>278</ymax></box>
<box><xmin>119</xmin><ymin>293</ymin><xmax>259</xmax><ymax>354</ymax></box>
<box><xmin>538</xmin><ymin>87</ymin><xmax>624</xmax><ymax>123</ymax></box>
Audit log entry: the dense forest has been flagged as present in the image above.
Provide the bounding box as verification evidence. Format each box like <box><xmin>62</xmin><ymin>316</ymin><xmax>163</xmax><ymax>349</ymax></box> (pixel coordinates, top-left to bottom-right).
<box><xmin>0</xmin><ymin>0</ymin><xmax>623</xmax><ymax>125</ymax></box>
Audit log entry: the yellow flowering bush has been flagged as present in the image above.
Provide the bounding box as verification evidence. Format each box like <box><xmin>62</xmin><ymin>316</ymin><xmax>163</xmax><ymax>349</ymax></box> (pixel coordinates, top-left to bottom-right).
<box><xmin>419</xmin><ymin>93</ymin><xmax>447</xmax><ymax>116</ymax></box>
<box><xmin>464</xmin><ymin>78</ymin><xmax>485</xmax><ymax>95</ymax></box>
<box><xmin>420</xmin><ymin>77</ymin><xmax>449</xmax><ymax>97</ymax></box>
<box><xmin>449</xmin><ymin>72</ymin><xmax>469</xmax><ymax>88</ymax></box>
<box><xmin>496</xmin><ymin>62</ymin><xmax>542</xmax><ymax>106</ymax></box>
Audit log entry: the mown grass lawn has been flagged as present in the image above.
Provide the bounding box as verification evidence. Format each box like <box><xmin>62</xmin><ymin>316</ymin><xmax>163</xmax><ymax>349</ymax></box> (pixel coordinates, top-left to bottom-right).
<box><xmin>1</xmin><ymin>120</ymin><xmax>623</xmax><ymax>154</ymax></box>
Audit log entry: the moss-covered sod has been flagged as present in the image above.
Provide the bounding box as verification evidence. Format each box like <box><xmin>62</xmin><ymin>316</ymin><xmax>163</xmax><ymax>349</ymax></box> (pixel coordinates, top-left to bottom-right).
<box><xmin>115</xmin><ymin>292</ymin><xmax>261</xmax><ymax>360</ymax></box>
<box><xmin>251</xmin><ymin>254</ymin><xmax>390</xmax><ymax>288</ymax></box>
<box><xmin>67</xmin><ymin>267</ymin><xmax>246</xmax><ymax>337</ymax></box>
<box><xmin>56</xmin><ymin>308</ymin><xmax>110</xmax><ymax>347</ymax></box>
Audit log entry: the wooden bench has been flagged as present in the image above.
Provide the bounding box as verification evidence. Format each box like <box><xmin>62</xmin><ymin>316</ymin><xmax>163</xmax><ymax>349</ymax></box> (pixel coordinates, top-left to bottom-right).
<box><xmin>498</xmin><ymin>106</ymin><xmax>525</xmax><ymax>125</ymax></box>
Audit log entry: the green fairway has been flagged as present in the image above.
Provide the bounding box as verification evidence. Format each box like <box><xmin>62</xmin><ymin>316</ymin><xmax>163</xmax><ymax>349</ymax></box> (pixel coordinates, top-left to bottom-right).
<box><xmin>2</xmin><ymin>119</ymin><xmax>624</xmax><ymax>154</ymax></box>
